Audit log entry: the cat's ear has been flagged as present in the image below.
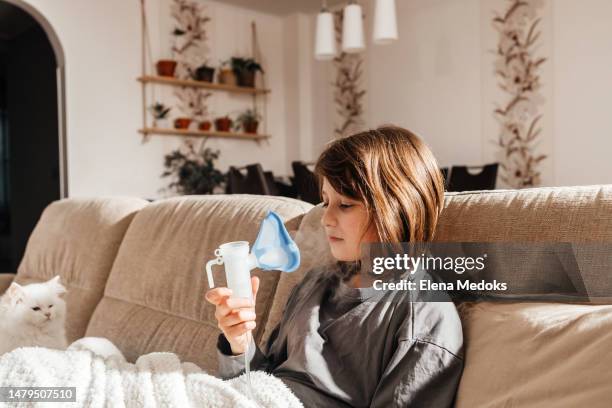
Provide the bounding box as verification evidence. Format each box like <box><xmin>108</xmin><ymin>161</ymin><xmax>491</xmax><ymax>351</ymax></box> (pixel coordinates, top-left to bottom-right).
<box><xmin>6</xmin><ymin>282</ymin><xmax>25</xmax><ymax>305</ymax></box>
<box><xmin>48</xmin><ymin>275</ymin><xmax>67</xmax><ymax>297</ymax></box>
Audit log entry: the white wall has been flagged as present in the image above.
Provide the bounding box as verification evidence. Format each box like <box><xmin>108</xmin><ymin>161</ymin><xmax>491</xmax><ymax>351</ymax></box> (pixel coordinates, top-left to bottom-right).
<box><xmin>17</xmin><ymin>0</ymin><xmax>612</xmax><ymax>198</ymax></box>
<box><xmin>282</xmin><ymin>13</ymin><xmax>317</xmax><ymax>162</ymax></box>
<box><xmin>306</xmin><ymin>0</ymin><xmax>484</xmax><ymax>169</ymax></box>
<box><xmin>308</xmin><ymin>0</ymin><xmax>612</xmax><ymax>187</ymax></box>
<box><xmin>553</xmin><ymin>0</ymin><xmax>612</xmax><ymax>186</ymax></box>
<box><xmin>20</xmin><ymin>0</ymin><xmax>294</xmax><ymax>199</ymax></box>
<box><xmin>366</xmin><ymin>0</ymin><xmax>482</xmax><ymax>170</ymax></box>
<box><xmin>21</xmin><ymin>0</ymin><xmax>154</xmax><ymax>198</ymax></box>
<box><xmin>308</xmin><ymin>0</ymin><xmax>484</xmax><ymax>169</ymax></box>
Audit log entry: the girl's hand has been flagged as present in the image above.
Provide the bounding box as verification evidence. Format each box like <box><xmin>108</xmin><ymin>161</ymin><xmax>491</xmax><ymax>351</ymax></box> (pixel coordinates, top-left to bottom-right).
<box><xmin>205</xmin><ymin>276</ymin><xmax>260</xmax><ymax>355</ymax></box>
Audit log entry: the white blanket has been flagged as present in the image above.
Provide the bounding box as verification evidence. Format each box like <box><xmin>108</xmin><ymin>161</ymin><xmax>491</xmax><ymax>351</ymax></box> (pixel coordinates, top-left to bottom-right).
<box><xmin>0</xmin><ymin>337</ymin><xmax>302</xmax><ymax>408</ymax></box>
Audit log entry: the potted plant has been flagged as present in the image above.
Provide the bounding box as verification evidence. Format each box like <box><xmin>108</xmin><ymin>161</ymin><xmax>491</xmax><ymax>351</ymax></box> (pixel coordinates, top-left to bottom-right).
<box><xmin>161</xmin><ymin>141</ymin><xmax>226</xmax><ymax>195</ymax></box>
<box><xmin>217</xmin><ymin>59</ymin><xmax>237</xmax><ymax>86</ymax></box>
<box><xmin>174</xmin><ymin>117</ymin><xmax>192</xmax><ymax>129</ymax></box>
<box><xmin>191</xmin><ymin>61</ymin><xmax>215</xmax><ymax>82</ymax></box>
<box><xmin>156</xmin><ymin>59</ymin><xmax>177</xmax><ymax>77</ymax></box>
<box><xmin>231</xmin><ymin>57</ymin><xmax>264</xmax><ymax>88</ymax></box>
<box><xmin>235</xmin><ymin>109</ymin><xmax>262</xmax><ymax>134</ymax></box>
<box><xmin>148</xmin><ymin>102</ymin><xmax>172</xmax><ymax>128</ymax></box>
<box><xmin>214</xmin><ymin>115</ymin><xmax>233</xmax><ymax>132</ymax></box>
<box><xmin>199</xmin><ymin>120</ymin><xmax>212</xmax><ymax>131</ymax></box>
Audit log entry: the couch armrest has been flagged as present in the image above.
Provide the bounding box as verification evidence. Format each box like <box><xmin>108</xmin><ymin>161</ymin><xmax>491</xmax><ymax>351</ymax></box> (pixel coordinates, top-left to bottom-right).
<box><xmin>0</xmin><ymin>273</ymin><xmax>16</xmax><ymax>295</ymax></box>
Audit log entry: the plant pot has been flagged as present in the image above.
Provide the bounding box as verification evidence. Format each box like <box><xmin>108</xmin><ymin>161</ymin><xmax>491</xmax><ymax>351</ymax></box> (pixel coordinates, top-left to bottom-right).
<box><xmin>242</xmin><ymin>120</ymin><xmax>259</xmax><ymax>134</ymax></box>
<box><xmin>218</xmin><ymin>68</ymin><xmax>238</xmax><ymax>86</ymax></box>
<box><xmin>156</xmin><ymin>60</ymin><xmax>177</xmax><ymax>77</ymax></box>
<box><xmin>214</xmin><ymin>117</ymin><xmax>233</xmax><ymax>132</ymax></box>
<box><xmin>199</xmin><ymin>120</ymin><xmax>212</xmax><ymax>131</ymax></box>
<box><xmin>236</xmin><ymin>70</ymin><xmax>256</xmax><ymax>88</ymax></box>
<box><xmin>174</xmin><ymin>118</ymin><xmax>192</xmax><ymax>129</ymax></box>
<box><xmin>194</xmin><ymin>65</ymin><xmax>215</xmax><ymax>82</ymax></box>
<box><xmin>154</xmin><ymin>118</ymin><xmax>170</xmax><ymax>128</ymax></box>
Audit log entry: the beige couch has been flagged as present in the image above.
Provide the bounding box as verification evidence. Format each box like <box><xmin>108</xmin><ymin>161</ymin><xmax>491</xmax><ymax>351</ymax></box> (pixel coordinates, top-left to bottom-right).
<box><xmin>1</xmin><ymin>186</ymin><xmax>611</xmax><ymax>407</ymax></box>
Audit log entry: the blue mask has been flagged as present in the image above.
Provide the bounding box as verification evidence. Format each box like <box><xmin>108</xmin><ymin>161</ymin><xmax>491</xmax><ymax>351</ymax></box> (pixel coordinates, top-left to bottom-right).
<box><xmin>251</xmin><ymin>210</ymin><xmax>300</xmax><ymax>272</ymax></box>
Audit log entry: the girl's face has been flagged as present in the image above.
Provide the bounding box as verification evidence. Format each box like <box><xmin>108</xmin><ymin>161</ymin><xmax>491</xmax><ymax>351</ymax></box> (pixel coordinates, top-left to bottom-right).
<box><xmin>320</xmin><ymin>177</ymin><xmax>379</xmax><ymax>261</ymax></box>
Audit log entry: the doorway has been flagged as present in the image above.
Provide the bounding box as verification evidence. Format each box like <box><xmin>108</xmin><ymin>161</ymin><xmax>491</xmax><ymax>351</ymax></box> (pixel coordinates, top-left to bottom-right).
<box><xmin>0</xmin><ymin>0</ymin><xmax>67</xmax><ymax>272</ymax></box>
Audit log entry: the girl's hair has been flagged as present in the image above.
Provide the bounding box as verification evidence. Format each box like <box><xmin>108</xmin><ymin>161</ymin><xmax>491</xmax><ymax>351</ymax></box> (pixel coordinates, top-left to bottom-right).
<box><xmin>314</xmin><ymin>126</ymin><xmax>445</xmax><ymax>243</ymax></box>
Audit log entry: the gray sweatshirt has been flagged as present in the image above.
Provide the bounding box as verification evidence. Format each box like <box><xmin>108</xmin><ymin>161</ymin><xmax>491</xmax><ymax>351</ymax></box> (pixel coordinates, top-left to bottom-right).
<box><xmin>217</xmin><ymin>265</ymin><xmax>464</xmax><ymax>407</ymax></box>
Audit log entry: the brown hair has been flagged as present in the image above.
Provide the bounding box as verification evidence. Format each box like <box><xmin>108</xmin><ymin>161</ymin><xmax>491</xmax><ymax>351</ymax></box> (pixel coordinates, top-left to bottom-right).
<box><xmin>314</xmin><ymin>126</ymin><xmax>445</xmax><ymax>243</ymax></box>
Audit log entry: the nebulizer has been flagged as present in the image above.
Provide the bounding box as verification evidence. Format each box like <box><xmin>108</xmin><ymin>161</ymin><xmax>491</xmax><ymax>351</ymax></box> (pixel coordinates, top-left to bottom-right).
<box><xmin>205</xmin><ymin>210</ymin><xmax>300</xmax><ymax>402</ymax></box>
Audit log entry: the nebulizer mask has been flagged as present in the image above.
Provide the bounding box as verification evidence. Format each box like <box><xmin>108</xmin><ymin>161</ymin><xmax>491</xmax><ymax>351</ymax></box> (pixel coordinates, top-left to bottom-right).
<box><xmin>205</xmin><ymin>210</ymin><xmax>300</xmax><ymax>401</ymax></box>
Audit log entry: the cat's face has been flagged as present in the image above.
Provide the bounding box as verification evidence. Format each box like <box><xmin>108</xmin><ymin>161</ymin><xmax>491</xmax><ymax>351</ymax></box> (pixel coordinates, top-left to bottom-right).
<box><xmin>4</xmin><ymin>276</ymin><xmax>67</xmax><ymax>326</ymax></box>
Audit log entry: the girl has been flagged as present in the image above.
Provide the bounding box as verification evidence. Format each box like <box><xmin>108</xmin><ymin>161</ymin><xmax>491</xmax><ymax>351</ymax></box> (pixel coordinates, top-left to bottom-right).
<box><xmin>206</xmin><ymin>126</ymin><xmax>464</xmax><ymax>407</ymax></box>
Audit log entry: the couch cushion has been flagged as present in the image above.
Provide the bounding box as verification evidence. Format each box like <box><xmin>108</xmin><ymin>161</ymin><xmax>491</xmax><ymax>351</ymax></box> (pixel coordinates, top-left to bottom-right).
<box><xmin>85</xmin><ymin>195</ymin><xmax>312</xmax><ymax>373</ymax></box>
<box><xmin>434</xmin><ymin>185</ymin><xmax>612</xmax><ymax>242</ymax></box>
<box><xmin>455</xmin><ymin>301</ymin><xmax>612</xmax><ymax>407</ymax></box>
<box><xmin>14</xmin><ymin>197</ymin><xmax>149</xmax><ymax>342</ymax></box>
<box><xmin>0</xmin><ymin>273</ymin><xmax>15</xmax><ymax>295</ymax></box>
<box><xmin>435</xmin><ymin>185</ymin><xmax>612</xmax><ymax>301</ymax></box>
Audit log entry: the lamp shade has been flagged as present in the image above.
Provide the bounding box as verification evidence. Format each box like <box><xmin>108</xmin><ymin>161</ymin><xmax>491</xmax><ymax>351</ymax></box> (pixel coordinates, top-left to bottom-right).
<box><xmin>373</xmin><ymin>0</ymin><xmax>398</xmax><ymax>44</ymax></box>
<box><xmin>315</xmin><ymin>10</ymin><xmax>336</xmax><ymax>60</ymax></box>
<box><xmin>342</xmin><ymin>3</ymin><xmax>365</xmax><ymax>53</ymax></box>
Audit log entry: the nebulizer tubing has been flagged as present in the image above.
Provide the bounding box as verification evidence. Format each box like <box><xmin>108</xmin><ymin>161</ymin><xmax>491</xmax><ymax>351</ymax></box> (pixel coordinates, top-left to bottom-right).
<box><xmin>244</xmin><ymin>330</ymin><xmax>255</xmax><ymax>401</ymax></box>
<box><xmin>205</xmin><ymin>211</ymin><xmax>300</xmax><ymax>405</ymax></box>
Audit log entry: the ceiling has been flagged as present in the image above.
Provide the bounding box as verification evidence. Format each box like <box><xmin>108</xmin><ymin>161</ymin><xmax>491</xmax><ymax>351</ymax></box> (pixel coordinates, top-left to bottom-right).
<box><xmin>211</xmin><ymin>0</ymin><xmax>347</xmax><ymax>16</ymax></box>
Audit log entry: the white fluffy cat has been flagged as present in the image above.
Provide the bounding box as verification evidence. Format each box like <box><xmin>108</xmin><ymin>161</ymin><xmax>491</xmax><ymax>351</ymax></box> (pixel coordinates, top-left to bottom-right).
<box><xmin>0</xmin><ymin>275</ymin><xmax>68</xmax><ymax>355</ymax></box>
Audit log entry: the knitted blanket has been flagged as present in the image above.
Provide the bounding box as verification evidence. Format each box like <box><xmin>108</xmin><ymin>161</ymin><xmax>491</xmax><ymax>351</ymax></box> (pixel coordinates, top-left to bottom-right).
<box><xmin>0</xmin><ymin>337</ymin><xmax>302</xmax><ymax>408</ymax></box>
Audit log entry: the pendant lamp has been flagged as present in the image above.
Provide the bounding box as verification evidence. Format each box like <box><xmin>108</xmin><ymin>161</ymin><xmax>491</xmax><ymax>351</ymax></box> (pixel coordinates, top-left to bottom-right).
<box><xmin>342</xmin><ymin>0</ymin><xmax>365</xmax><ymax>53</ymax></box>
<box><xmin>373</xmin><ymin>0</ymin><xmax>398</xmax><ymax>44</ymax></box>
<box><xmin>315</xmin><ymin>2</ymin><xmax>336</xmax><ymax>60</ymax></box>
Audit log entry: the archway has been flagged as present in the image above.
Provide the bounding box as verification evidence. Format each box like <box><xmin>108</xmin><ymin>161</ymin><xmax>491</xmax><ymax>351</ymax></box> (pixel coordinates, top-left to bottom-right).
<box><xmin>0</xmin><ymin>0</ymin><xmax>67</xmax><ymax>271</ymax></box>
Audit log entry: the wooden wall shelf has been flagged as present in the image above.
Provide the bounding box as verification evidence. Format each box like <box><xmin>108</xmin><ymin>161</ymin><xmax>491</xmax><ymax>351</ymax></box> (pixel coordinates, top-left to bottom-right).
<box><xmin>139</xmin><ymin>127</ymin><xmax>270</xmax><ymax>141</ymax></box>
<box><xmin>138</xmin><ymin>75</ymin><xmax>270</xmax><ymax>95</ymax></box>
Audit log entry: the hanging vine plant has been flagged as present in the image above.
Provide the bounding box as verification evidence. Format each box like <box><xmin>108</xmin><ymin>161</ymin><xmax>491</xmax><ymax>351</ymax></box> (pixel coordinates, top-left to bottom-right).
<box><xmin>493</xmin><ymin>0</ymin><xmax>547</xmax><ymax>188</ymax></box>
<box><xmin>171</xmin><ymin>0</ymin><xmax>212</xmax><ymax>123</ymax></box>
<box><xmin>332</xmin><ymin>10</ymin><xmax>366</xmax><ymax>138</ymax></box>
